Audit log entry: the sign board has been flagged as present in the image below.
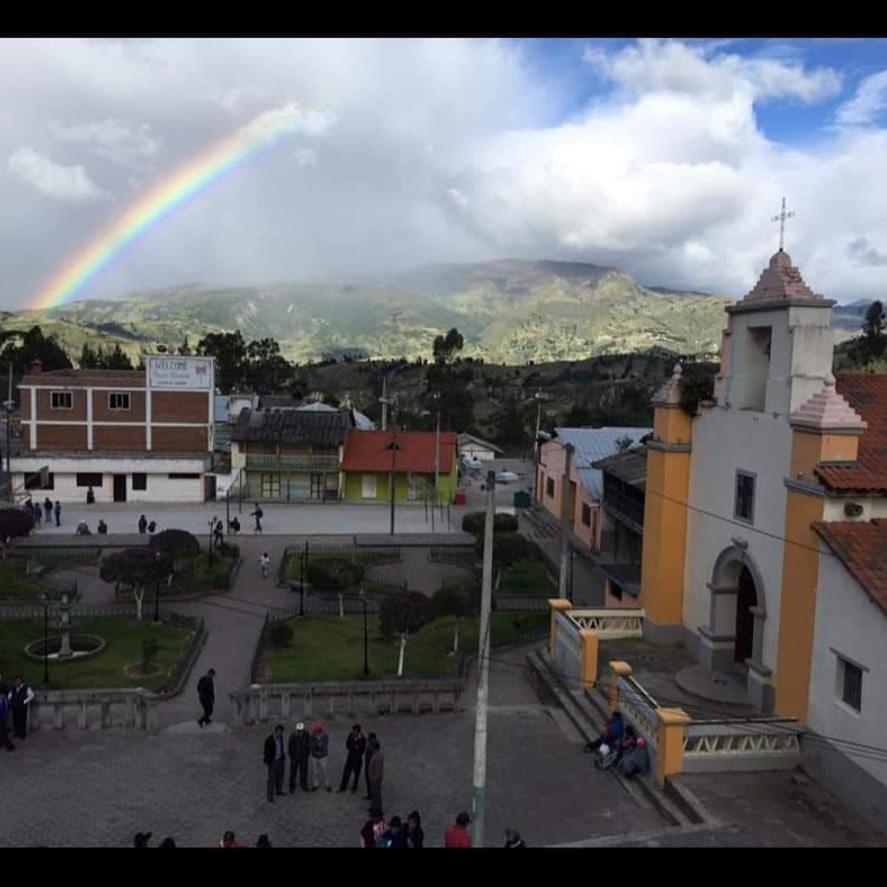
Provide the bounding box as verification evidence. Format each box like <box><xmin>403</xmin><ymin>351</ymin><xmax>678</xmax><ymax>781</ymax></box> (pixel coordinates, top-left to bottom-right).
<box><xmin>147</xmin><ymin>356</ymin><xmax>214</xmax><ymax>391</ymax></box>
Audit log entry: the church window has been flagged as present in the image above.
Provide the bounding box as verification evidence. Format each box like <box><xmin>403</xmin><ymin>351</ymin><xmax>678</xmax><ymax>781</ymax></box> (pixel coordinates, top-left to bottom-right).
<box><xmin>734</xmin><ymin>470</ymin><xmax>755</xmax><ymax>523</ymax></box>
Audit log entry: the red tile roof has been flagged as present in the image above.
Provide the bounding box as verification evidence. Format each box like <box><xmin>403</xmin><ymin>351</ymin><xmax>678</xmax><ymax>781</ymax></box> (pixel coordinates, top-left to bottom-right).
<box><xmin>815</xmin><ymin>374</ymin><xmax>887</xmax><ymax>494</ymax></box>
<box><xmin>812</xmin><ymin>520</ymin><xmax>887</xmax><ymax>615</ymax></box>
<box><xmin>342</xmin><ymin>430</ymin><xmax>457</xmax><ymax>474</ymax></box>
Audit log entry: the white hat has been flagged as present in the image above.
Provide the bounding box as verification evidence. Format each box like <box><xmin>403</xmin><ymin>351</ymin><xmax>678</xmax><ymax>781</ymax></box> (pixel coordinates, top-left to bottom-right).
<box><xmin>599</xmin><ymin>743</ymin><xmax>610</xmax><ymax>757</ymax></box>
<box><xmin>296</xmin><ymin>722</ymin><xmax>305</xmax><ymax>730</ymax></box>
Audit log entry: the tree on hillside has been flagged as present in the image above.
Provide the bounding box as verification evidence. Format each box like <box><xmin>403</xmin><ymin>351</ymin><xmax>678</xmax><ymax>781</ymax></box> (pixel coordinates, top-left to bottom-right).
<box><xmin>496</xmin><ymin>397</ymin><xmax>529</xmax><ymax>448</ymax></box>
<box><xmin>245</xmin><ymin>337</ymin><xmax>292</xmax><ymax>393</ymax></box>
<box><xmin>432</xmin><ymin>328</ymin><xmax>464</xmax><ymax>366</ymax></box>
<box><xmin>79</xmin><ymin>343</ymin><xmax>134</xmax><ymax>371</ymax></box>
<box><xmin>0</xmin><ymin>326</ymin><xmax>72</xmax><ymax>385</ymax></box>
<box><xmin>861</xmin><ymin>300</ymin><xmax>886</xmax><ymax>362</ymax></box>
<box><xmin>196</xmin><ymin>331</ymin><xmax>248</xmax><ymax>393</ymax></box>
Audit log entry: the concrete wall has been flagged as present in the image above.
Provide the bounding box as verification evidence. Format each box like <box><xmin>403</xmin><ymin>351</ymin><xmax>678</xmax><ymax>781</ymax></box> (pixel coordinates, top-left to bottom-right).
<box><xmin>537</xmin><ymin>440</ymin><xmax>600</xmax><ymax>550</ymax></box>
<box><xmin>343</xmin><ymin>464</ymin><xmax>457</xmax><ymax>504</ymax></box>
<box><xmin>806</xmin><ymin>548</ymin><xmax>887</xmax><ymax>823</ymax></box>
<box><xmin>461</xmin><ymin>444</ymin><xmax>496</xmax><ymax>461</ymax></box>
<box><xmin>683</xmin><ymin>405</ymin><xmax>792</xmax><ymax>678</ymax></box>
<box><xmin>823</xmin><ymin>496</ymin><xmax>887</xmax><ymax>522</ymax></box>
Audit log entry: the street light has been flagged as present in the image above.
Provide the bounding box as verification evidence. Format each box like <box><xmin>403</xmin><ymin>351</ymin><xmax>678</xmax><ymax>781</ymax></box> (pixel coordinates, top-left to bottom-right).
<box><xmin>153</xmin><ymin>550</ymin><xmax>163</xmax><ymax>624</ymax></box>
<box><xmin>208</xmin><ymin>517</ymin><xmax>217</xmax><ymax>568</ymax></box>
<box><xmin>432</xmin><ymin>391</ymin><xmax>441</xmax><ymax>533</ymax></box>
<box><xmin>359</xmin><ymin>589</ymin><xmax>369</xmax><ymax>676</ymax></box>
<box><xmin>380</xmin><ymin>396</ymin><xmax>397</xmax><ymax>536</ymax></box>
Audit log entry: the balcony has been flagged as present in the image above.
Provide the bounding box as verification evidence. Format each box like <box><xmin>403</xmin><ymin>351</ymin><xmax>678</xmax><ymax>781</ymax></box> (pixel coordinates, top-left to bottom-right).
<box><xmin>245</xmin><ymin>453</ymin><xmax>339</xmax><ymax>473</ymax></box>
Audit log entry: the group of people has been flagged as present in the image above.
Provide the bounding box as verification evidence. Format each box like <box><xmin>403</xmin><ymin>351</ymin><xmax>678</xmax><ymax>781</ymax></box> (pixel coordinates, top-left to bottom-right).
<box><xmin>137</xmin><ymin>515</ymin><xmax>158</xmax><ymax>535</ymax></box>
<box><xmin>0</xmin><ymin>676</ymin><xmax>35</xmax><ymax>750</ymax></box>
<box><xmin>584</xmin><ymin>710</ymin><xmax>650</xmax><ymax>779</ymax></box>
<box><xmin>24</xmin><ymin>498</ymin><xmax>60</xmax><ymax>528</ymax></box>
<box><xmin>133</xmin><ymin>832</ymin><xmax>272</xmax><ymax>848</ymax></box>
<box><xmin>262</xmin><ymin>722</ymin><xmax>385</xmax><ymax>808</ymax></box>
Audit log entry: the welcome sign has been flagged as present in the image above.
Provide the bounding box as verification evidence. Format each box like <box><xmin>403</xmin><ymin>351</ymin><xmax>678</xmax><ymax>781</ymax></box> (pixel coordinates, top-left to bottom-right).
<box><xmin>147</xmin><ymin>355</ymin><xmax>214</xmax><ymax>391</ymax></box>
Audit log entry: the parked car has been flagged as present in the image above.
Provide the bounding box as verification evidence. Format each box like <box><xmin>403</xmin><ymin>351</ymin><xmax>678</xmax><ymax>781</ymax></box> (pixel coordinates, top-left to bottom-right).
<box><xmin>496</xmin><ymin>470</ymin><xmax>519</xmax><ymax>484</ymax></box>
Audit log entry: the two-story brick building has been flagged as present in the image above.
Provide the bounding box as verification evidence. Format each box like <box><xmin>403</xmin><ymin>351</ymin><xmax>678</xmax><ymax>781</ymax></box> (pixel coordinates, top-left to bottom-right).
<box><xmin>11</xmin><ymin>355</ymin><xmax>215</xmax><ymax>503</ymax></box>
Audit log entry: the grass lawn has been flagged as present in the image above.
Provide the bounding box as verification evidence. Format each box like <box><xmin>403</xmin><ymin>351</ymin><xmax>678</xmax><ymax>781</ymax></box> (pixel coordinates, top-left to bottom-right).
<box><xmin>262</xmin><ymin>611</ymin><xmax>548</xmax><ymax>682</ymax></box>
<box><xmin>0</xmin><ymin>559</ymin><xmax>52</xmax><ymax>601</ymax></box>
<box><xmin>499</xmin><ymin>559</ymin><xmax>556</xmax><ymax>595</ymax></box>
<box><xmin>0</xmin><ymin>617</ymin><xmax>193</xmax><ymax>692</ymax></box>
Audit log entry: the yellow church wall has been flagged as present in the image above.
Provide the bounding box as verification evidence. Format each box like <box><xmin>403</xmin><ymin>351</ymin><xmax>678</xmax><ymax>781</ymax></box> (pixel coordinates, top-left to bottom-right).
<box><xmin>775</xmin><ymin>487</ymin><xmax>825</xmax><ymax>721</ymax></box>
<box><xmin>653</xmin><ymin>406</ymin><xmax>692</xmax><ymax>446</ymax></box>
<box><xmin>791</xmin><ymin>430</ymin><xmax>859</xmax><ymax>477</ymax></box>
<box><xmin>640</xmin><ymin>446</ymin><xmax>690</xmax><ymax>626</ymax></box>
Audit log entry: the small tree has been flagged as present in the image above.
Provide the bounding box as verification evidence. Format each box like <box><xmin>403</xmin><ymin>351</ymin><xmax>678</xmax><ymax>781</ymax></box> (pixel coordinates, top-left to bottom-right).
<box><xmin>149</xmin><ymin>529</ymin><xmax>200</xmax><ymax>560</ymax></box>
<box><xmin>379</xmin><ymin>591</ymin><xmax>434</xmax><ymax>676</ymax></box>
<box><xmin>861</xmin><ymin>300</ymin><xmax>886</xmax><ymax>362</ymax></box>
<box><xmin>679</xmin><ymin>363</ymin><xmax>716</xmax><ymax>415</ymax></box>
<box><xmin>0</xmin><ymin>508</ymin><xmax>34</xmax><ymax>559</ymax></box>
<box><xmin>100</xmin><ymin>548</ymin><xmax>172</xmax><ymax>621</ymax></box>
<box><xmin>432</xmin><ymin>585</ymin><xmax>471</xmax><ymax>654</ymax></box>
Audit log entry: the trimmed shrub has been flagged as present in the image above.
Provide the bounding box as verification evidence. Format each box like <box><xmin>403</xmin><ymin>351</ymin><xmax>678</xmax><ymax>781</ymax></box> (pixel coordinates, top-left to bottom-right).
<box><xmin>268</xmin><ymin>622</ymin><xmax>294</xmax><ymax>649</ymax></box>
<box><xmin>475</xmin><ymin>532</ymin><xmax>540</xmax><ymax>566</ymax></box>
<box><xmin>216</xmin><ymin>541</ymin><xmax>240</xmax><ymax>559</ymax></box>
<box><xmin>379</xmin><ymin>590</ymin><xmax>434</xmax><ymax>641</ymax></box>
<box><xmin>100</xmin><ymin>548</ymin><xmax>173</xmax><ymax>587</ymax></box>
<box><xmin>462</xmin><ymin>511</ymin><xmax>519</xmax><ymax>536</ymax></box>
<box><xmin>149</xmin><ymin>529</ymin><xmax>200</xmax><ymax>560</ymax></box>
<box><xmin>305</xmin><ymin>557</ymin><xmax>364</xmax><ymax>591</ymax></box>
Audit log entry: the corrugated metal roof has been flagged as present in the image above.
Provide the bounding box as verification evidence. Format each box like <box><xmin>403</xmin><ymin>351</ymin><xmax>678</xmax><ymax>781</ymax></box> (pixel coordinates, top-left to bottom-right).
<box><xmin>231</xmin><ymin>408</ymin><xmax>350</xmax><ymax>446</ymax></box>
<box><xmin>552</xmin><ymin>427</ymin><xmax>651</xmax><ymax>496</ymax></box>
<box><xmin>592</xmin><ymin>448</ymin><xmax>647</xmax><ymax>490</ymax></box>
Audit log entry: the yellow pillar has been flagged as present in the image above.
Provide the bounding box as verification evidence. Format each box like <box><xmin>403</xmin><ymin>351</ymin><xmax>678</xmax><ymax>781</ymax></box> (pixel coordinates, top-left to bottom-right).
<box><xmin>548</xmin><ymin>598</ymin><xmax>572</xmax><ymax>657</ymax></box>
<box><xmin>639</xmin><ymin>364</ymin><xmax>692</xmax><ymax>631</ymax></box>
<box><xmin>609</xmin><ymin>660</ymin><xmax>632</xmax><ymax>711</ymax></box>
<box><xmin>579</xmin><ymin>630</ymin><xmax>599</xmax><ymax>690</ymax></box>
<box><xmin>655</xmin><ymin>707</ymin><xmax>691</xmax><ymax>787</ymax></box>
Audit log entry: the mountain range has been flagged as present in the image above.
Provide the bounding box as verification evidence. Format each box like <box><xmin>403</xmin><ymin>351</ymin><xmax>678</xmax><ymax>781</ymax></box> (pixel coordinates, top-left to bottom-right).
<box><xmin>1</xmin><ymin>259</ymin><xmax>869</xmax><ymax>365</ymax></box>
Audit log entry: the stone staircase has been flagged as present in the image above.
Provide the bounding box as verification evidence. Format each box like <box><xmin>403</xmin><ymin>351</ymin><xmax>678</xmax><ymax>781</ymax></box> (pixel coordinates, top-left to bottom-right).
<box><xmin>527</xmin><ymin>647</ymin><xmax>707</xmax><ymax>828</ymax></box>
<box><xmin>520</xmin><ymin>505</ymin><xmax>561</xmax><ymax>540</ymax></box>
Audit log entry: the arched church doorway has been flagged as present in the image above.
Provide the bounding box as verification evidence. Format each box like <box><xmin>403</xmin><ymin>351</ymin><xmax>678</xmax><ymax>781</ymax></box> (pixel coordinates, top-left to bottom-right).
<box><xmin>734</xmin><ymin>566</ymin><xmax>757</xmax><ymax>665</ymax></box>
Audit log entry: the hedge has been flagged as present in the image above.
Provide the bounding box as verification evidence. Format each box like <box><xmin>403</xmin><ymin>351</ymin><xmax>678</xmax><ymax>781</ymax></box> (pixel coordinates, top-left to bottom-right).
<box><xmin>306</xmin><ymin>557</ymin><xmax>365</xmax><ymax>591</ymax></box>
<box><xmin>461</xmin><ymin>511</ymin><xmax>519</xmax><ymax>536</ymax></box>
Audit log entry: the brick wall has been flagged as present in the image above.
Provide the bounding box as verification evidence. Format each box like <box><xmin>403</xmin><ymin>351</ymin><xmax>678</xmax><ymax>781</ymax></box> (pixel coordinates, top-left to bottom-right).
<box><xmin>152</xmin><ymin>391</ymin><xmax>209</xmax><ymax>423</ymax></box>
<box><xmin>93</xmin><ymin>425</ymin><xmax>147</xmax><ymax>450</ymax></box>
<box><xmin>152</xmin><ymin>426</ymin><xmax>207</xmax><ymax>452</ymax></box>
<box><xmin>35</xmin><ymin>388</ymin><xmax>88</xmax><ymax>421</ymax></box>
<box><xmin>36</xmin><ymin>424</ymin><xmax>88</xmax><ymax>450</ymax></box>
<box><xmin>92</xmin><ymin>390</ymin><xmax>146</xmax><ymax>422</ymax></box>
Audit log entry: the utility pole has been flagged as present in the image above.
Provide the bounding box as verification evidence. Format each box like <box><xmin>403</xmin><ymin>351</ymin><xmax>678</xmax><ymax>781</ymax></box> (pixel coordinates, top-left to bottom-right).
<box><xmin>432</xmin><ymin>391</ymin><xmax>440</xmax><ymax>532</ymax></box>
<box><xmin>381</xmin><ymin>375</ymin><xmax>388</xmax><ymax>432</ymax></box>
<box><xmin>471</xmin><ymin>469</ymin><xmax>496</xmax><ymax>847</ymax></box>
<box><xmin>389</xmin><ymin>404</ymin><xmax>397</xmax><ymax>535</ymax></box>
<box><xmin>559</xmin><ymin>443</ymin><xmax>574</xmax><ymax>601</ymax></box>
<box><xmin>532</xmin><ymin>391</ymin><xmax>543</xmax><ymax>504</ymax></box>
<box><xmin>5</xmin><ymin>362</ymin><xmax>13</xmax><ymax>502</ymax></box>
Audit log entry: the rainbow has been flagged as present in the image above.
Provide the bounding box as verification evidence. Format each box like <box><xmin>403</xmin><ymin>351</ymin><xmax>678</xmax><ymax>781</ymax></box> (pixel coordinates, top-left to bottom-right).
<box><xmin>29</xmin><ymin>104</ymin><xmax>330</xmax><ymax>311</ymax></box>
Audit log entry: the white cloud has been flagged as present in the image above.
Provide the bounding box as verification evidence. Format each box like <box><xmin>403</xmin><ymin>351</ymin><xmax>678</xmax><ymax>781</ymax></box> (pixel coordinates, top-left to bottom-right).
<box><xmin>49</xmin><ymin>118</ymin><xmax>163</xmax><ymax>170</ymax></box>
<box><xmin>447</xmin><ymin>187</ymin><xmax>469</xmax><ymax>208</ymax></box>
<box><xmin>238</xmin><ymin>103</ymin><xmax>333</xmax><ymax>145</ymax></box>
<box><xmin>836</xmin><ymin>70</ymin><xmax>887</xmax><ymax>126</ymax></box>
<box><xmin>7</xmin><ymin>147</ymin><xmax>111</xmax><ymax>202</ymax></box>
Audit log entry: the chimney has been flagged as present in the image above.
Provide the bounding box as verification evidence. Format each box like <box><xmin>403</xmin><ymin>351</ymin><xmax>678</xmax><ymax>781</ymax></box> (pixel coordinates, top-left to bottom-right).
<box><xmin>29</xmin><ymin>359</ymin><xmax>42</xmax><ymax>375</ymax></box>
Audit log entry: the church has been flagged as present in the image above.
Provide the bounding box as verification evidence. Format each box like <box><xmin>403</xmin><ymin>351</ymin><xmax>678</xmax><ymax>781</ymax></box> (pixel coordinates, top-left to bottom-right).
<box><xmin>638</xmin><ymin>245</ymin><xmax>887</xmax><ymax>827</ymax></box>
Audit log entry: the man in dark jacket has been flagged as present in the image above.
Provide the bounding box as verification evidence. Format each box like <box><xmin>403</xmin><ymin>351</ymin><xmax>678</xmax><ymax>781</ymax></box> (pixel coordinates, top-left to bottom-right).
<box><xmin>363</xmin><ymin>731</ymin><xmax>378</xmax><ymax>800</ymax></box>
<box><xmin>138</xmin><ymin>514</ymin><xmax>148</xmax><ymax>534</ymax></box>
<box><xmin>197</xmin><ymin>668</ymin><xmax>215</xmax><ymax>727</ymax></box>
<box><xmin>53</xmin><ymin>501</ymin><xmax>61</xmax><ymax>527</ymax></box>
<box><xmin>0</xmin><ymin>684</ymin><xmax>14</xmax><ymax>751</ymax></box>
<box><xmin>263</xmin><ymin>724</ymin><xmax>286</xmax><ymax>802</ymax></box>
<box><xmin>10</xmin><ymin>676</ymin><xmax>35</xmax><ymax>739</ymax></box>
<box><xmin>366</xmin><ymin>737</ymin><xmax>384</xmax><ymax>813</ymax></box>
<box><xmin>43</xmin><ymin>498</ymin><xmax>53</xmax><ymax>523</ymax></box>
<box><xmin>288</xmin><ymin>722</ymin><xmax>310</xmax><ymax>793</ymax></box>
<box><xmin>338</xmin><ymin>722</ymin><xmax>367</xmax><ymax>793</ymax></box>
<box><xmin>250</xmin><ymin>503</ymin><xmax>263</xmax><ymax>533</ymax></box>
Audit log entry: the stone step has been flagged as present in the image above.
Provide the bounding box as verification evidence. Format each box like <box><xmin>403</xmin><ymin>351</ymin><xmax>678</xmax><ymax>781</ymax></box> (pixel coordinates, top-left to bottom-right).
<box><xmin>527</xmin><ymin>649</ymin><xmax>696</xmax><ymax>827</ymax></box>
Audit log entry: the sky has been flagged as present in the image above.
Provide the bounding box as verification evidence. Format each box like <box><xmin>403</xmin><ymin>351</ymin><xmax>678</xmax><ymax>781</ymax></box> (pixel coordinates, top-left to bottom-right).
<box><xmin>3</xmin><ymin>36</ymin><xmax>887</xmax><ymax>310</ymax></box>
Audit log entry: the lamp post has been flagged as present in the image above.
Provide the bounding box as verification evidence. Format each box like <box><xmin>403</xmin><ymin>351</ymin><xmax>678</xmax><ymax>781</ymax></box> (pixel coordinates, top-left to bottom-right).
<box><xmin>299</xmin><ymin>540</ymin><xmax>308</xmax><ymax>617</ymax></box>
<box><xmin>432</xmin><ymin>391</ymin><xmax>440</xmax><ymax>533</ymax></box>
<box><xmin>208</xmin><ymin>517</ymin><xmax>216</xmax><ymax>568</ymax></box>
<box><xmin>41</xmin><ymin>593</ymin><xmax>49</xmax><ymax>686</ymax></box>
<box><xmin>379</xmin><ymin>396</ymin><xmax>397</xmax><ymax>536</ymax></box>
<box><xmin>153</xmin><ymin>551</ymin><xmax>162</xmax><ymax>624</ymax></box>
<box><xmin>359</xmin><ymin>589</ymin><xmax>369</xmax><ymax>677</ymax></box>
<box><xmin>532</xmin><ymin>391</ymin><xmax>543</xmax><ymax>504</ymax></box>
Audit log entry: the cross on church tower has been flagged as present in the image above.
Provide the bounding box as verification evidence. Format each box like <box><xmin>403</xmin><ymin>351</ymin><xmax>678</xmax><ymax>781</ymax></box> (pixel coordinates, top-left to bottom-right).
<box><xmin>771</xmin><ymin>196</ymin><xmax>795</xmax><ymax>252</ymax></box>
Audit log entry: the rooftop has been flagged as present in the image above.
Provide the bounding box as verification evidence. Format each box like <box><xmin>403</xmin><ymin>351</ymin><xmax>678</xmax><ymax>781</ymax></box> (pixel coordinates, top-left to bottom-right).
<box><xmin>815</xmin><ymin>374</ymin><xmax>887</xmax><ymax>494</ymax></box>
<box><xmin>342</xmin><ymin>430</ymin><xmax>457</xmax><ymax>474</ymax></box>
<box><xmin>552</xmin><ymin>427</ymin><xmax>651</xmax><ymax>498</ymax></box>
<box><xmin>812</xmin><ymin>519</ymin><xmax>887</xmax><ymax>615</ymax></box>
<box><xmin>592</xmin><ymin>447</ymin><xmax>648</xmax><ymax>491</ymax></box>
<box><xmin>231</xmin><ymin>408</ymin><xmax>350</xmax><ymax>447</ymax></box>
<box><xmin>21</xmin><ymin>368</ymin><xmax>146</xmax><ymax>387</ymax></box>
<box><xmin>457</xmin><ymin>432</ymin><xmax>505</xmax><ymax>455</ymax></box>
<box><xmin>729</xmin><ymin>250</ymin><xmax>834</xmax><ymax>312</ymax></box>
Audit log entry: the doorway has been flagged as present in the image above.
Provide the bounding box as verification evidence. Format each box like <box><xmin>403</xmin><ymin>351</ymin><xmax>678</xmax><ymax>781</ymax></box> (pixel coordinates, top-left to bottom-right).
<box><xmin>113</xmin><ymin>474</ymin><xmax>127</xmax><ymax>503</ymax></box>
<box><xmin>734</xmin><ymin>565</ymin><xmax>757</xmax><ymax>664</ymax></box>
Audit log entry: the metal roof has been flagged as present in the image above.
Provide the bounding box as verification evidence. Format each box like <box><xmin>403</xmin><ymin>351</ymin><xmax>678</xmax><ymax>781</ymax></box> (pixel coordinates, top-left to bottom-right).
<box><xmin>552</xmin><ymin>427</ymin><xmax>651</xmax><ymax>497</ymax></box>
<box><xmin>592</xmin><ymin>447</ymin><xmax>648</xmax><ymax>490</ymax></box>
<box><xmin>231</xmin><ymin>408</ymin><xmax>350</xmax><ymax>446</ymax></box>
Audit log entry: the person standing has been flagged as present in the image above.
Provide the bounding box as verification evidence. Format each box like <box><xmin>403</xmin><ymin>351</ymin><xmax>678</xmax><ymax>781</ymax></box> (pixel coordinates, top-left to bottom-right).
<box><xmin>363</xmin><ymin>731</ymin><xmax>378</xmax><ymax>799</ymax></box>
<box><xmin>250</xmin><ymin>503</ymin><xmax>263</xmax><ymax>533</ymax></box>
<box><xmin>444</xmin><ymin>812</ymin><xmax>472</xmax><ymax>848</ymax></box>
<box><xmin>10</xmin><ymin>676</ymin><xmax>35</xmax><ymax>740</ymax></box>
<box><xmin>0</xmin><ymin>683</ymin><xmax>15</xmax><ymax>751</ymax></box>
<box><xmin>309</xmin><ymin>722</ymin><xmax>331</xmax><ymax>791</ymax></box>
<box><xmin>138</xmin><ymin>514</ymin><xmax>148</xmax><ymax>534</ymax></box>
<box><xmin>86</xmin><ymin>486</ymin><xmax>95</xmax><ymax>505</ymax></box>
<box><xmin>43</xmin><ymin>498</ymin><xmax>52</xmax><ymax>523</ymax></box>
<box><xmin>365</xmin><ymin>736</ymin><xmax>384</xmax><ymax>813</ymax></box>
<box><xmin>288</xmin><ymin>722</ymin><xmax>310</xmax><ymax>793</ymax></box>
<box><xmin>405</xmin><ymin>811</ymin><xmax>424</xmax><ymax>848</ymax></box>
<box><xmin>338</xmin><ymin>723</ymin><xmax>366</xmax><ymax>793</ymax></box>
<box><xmin>53</xmin><ymin>500</ymin><xmax>61</xmax><ymax>527</ymax></box>
<box><xmin>97</xmin><ymin>520</ymin><xmax>108</xmax><ymax>535</ymax></box>
<box><xmin>196</xmin><ymin>668</ymin><xmax>215</xmax><ymax>727</ymax></box>
<box><xmin>213</xmin><ymin>519</ymin><xmax>224</xmax><ymax>549</ymax></box>
<box><xmin>263</xmin><ymin>724</ymin><xmax>286</xmax><ymax>802</ymax></box>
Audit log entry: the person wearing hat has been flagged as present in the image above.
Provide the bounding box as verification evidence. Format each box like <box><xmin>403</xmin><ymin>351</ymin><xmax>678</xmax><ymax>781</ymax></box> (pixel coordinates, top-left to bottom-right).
<box><xmin>133</xmin><ymin>832</ymin><xmax>152</xmax><ymax>848</ymax></box>
<box><xmin>288</xmin><ymin>722</ymin><xmax>311</xmax><ymax>793</ymax></box>
<box><xmin>338</xmin><ymin>723</ymin><xmax>367</xmax><ymax>794</ymax></box>
<box><xmin>445</xmin><ymin>812</ymin><xmax>472</xmax><ymax>848</ymax></box>
<box><xmin>309</xmin><ymin>722</ymin><xmax>331</xmax><ymax>792</ymax></box>
<box><xmin>263</xmin><ymin>724</ymin><xmax>287</xmax><ymax>802</ymax></box>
